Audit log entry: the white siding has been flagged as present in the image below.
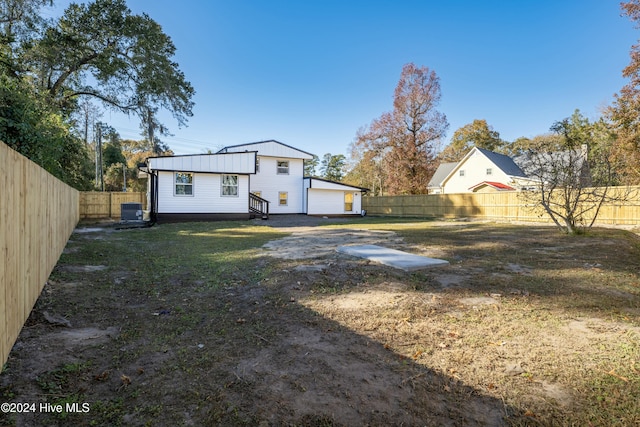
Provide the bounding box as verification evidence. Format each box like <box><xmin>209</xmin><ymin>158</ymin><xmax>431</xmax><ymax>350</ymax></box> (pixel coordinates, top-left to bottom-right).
<box><xmin>309</xmin><ymin>179</ymin><xmax>360</xmax><ymax>191</ymax></box>
<box><xmin>307</xmin><ymin>189</ymin><xmax>362</xmax><ymax>215</ymax></box>
<box><xmin>150</xmin><ymin>152</ymin><xmax>256</xmax><ymax>174</ymax></box>
<box><xmin>250</xmin><ymin>156</ymin><xmax>305</xmax><ymax>213</ymax></box>
<box><xmin>221</xmin><ymin>141</ymin><xmax>313</xmax><ymax>159</ymax></box>
<box><xmin>157</xmin><ymin>171</ymin><xmax>249</xmax><ymax>213</ymax></box>
<box><xmin>443</xmin><ymin>151</ymin><xmax>512</xmax><ymax>193</ymax></box>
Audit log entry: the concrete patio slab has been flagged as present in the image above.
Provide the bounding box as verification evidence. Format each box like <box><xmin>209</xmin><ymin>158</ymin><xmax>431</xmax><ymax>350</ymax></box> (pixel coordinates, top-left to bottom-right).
<box><xmin>337</xmin><ymin>244</ymin><xmax>450</xmax><ymax>271</ymax></box>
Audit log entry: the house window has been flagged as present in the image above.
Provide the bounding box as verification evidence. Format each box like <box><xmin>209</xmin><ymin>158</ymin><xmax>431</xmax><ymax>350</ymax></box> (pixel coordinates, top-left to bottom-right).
<box><xmin>278</xmin><ymin>192</ymin><xmax>288</xmax><ymax>206</ymax></box>
<box><xmin>175</xmin><ymin>172</ymin><xmax>193</xmax><ymax>195</ymax></box>
<box><xmin>277</xmin><ymin>160</ymin><xmax>289</xmax><ymax>175</ymax></box>
<box><xmin>344</xmin><ymin>192</ymin><xmax>353</xmax><ymax>212</ymax></box>
<box><xmin>252</xmin><ymin>191</ymin><xmax>262</xmax><ymax>198</ymax></box>
<box><xmin>256</xmin><ymin>157</ymin><xmax>260</xmax><ymax>173</ymax></box>
<box><xmin>221</xmin><ymin>175</ymin><xmax>238</xmax><ymax>196</ymax></box>
<box><xmin>459</xmin><ymin>170</ymin><xmax>465</xmax><ymax>177</ymax></box>
<box><xmin>486</xmin><ymin>168</ymin><xmax>493</xmax><ymax>175</ymax></box>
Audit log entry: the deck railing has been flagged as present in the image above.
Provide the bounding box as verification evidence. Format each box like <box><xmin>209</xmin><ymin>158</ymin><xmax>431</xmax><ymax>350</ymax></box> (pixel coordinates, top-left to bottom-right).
<box><xmin>249</xmin><ymin>193</ymin><xmax>270</xmax><ymax>219</ymax></box>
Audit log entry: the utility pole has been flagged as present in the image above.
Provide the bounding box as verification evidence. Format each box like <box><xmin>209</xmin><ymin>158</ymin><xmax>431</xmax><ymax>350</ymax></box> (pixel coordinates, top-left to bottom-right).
<box><xmin>95</xmin><ymin>122</ymin><xmax>100</xmax><ymax>189</ymax></box>
<box><xmin>95</xmin><ymin>122</ymin><xmax>104</xmax><ymax>191</ymax></box>
<box><xmin>122</xmin><ymin>162</ymin><xmax>127</xmax><ymax>192</ymax></box>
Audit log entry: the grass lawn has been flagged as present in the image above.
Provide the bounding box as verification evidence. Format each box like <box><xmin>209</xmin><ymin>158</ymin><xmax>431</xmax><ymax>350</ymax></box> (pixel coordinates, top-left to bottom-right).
<box><xmin>1</xmin><ymin>218</ymin><xmax>639</xmax><ymax>426</ymax></box>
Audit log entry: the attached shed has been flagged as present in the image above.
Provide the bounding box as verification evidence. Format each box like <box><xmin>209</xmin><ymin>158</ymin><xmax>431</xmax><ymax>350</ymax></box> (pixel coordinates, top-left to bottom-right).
<box><xmin>143</xmin><ymin>151</ymin><xmax>257</xmax><ymax>222</ymax></box>
<box><xmin>303</xmin><ymin>177</ymin><xmax>367</xmax><ymax>215</ymax></box>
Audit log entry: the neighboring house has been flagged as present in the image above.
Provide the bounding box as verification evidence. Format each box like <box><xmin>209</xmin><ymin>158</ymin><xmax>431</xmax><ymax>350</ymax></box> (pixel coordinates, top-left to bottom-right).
<box><xmin>428</xmin><ymin>147</ymin><xmax>533</xmax><ymax>194</ymax></box>
<box><xmin>427</xmin><ymin>162</ymin><xmax>457</xmax><ymax>194</ymax></box>
<box><xmin>141</xmin><ymin>140</ymin><xmax>367</xmax><ymax>221</ymax></box>
<box><xmin>512</xmin><ymin>144</ymin><xmax>591</xmax><ymax>188</ymax></box>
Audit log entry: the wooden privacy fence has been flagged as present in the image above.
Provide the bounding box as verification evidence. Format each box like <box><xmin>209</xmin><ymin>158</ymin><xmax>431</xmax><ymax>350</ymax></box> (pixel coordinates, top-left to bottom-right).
<box><xmin>1</xmin><ymin>141</ymin><xmax>79</xmax><ymax>366</ymax></box>
<box><xmin>362</xmin><ymin>186</ymin><xmax>640</xmax><ymax>226</ymax></box>
<box><xmin>80</xmin><ymin>192</ymin><xmax>146</xmax><ymax>219</ymax></box>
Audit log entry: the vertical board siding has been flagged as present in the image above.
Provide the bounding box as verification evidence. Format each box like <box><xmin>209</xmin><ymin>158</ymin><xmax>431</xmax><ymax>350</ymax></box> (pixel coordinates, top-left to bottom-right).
<box><xmin>362</xmin><ymin>188</ymin><xmax>640</xmax><ymax>225</ymax></box>
<box><xmin>1</xmin><ymin>141</ymin><xmax>79</xmax><ymax>366</ymax></box>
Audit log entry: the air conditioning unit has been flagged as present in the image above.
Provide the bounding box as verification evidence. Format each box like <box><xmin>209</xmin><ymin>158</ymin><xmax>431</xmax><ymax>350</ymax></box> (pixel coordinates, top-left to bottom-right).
<box><xmin>121</xmin><ymin>202</ymin><xmax>143</xmax><ymax>221</ymax></box>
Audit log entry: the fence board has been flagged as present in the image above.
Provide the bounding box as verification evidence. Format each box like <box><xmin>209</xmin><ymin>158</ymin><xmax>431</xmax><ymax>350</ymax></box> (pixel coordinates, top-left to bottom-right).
<box><xmin>79</xmin><ymin>192</ymin><xmax>146</xmax><ymax>219</ymax></box>
<box><xmin>362</xmin><ymin>187</ymin><xmax>640</xmax><ymax>226</ymax></box>
<box><xmin>1</xmin><ymin>141</ymin><xmax>79</xmax><ymax>366</ymax></box>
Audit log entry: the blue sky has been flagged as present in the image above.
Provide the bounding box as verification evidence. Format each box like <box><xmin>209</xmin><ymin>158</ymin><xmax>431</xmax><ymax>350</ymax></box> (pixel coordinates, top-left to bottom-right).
<box><xmin>48</xmin><ymin>1</ymin><xmax>638</xmax><ymax>157</ymax></box>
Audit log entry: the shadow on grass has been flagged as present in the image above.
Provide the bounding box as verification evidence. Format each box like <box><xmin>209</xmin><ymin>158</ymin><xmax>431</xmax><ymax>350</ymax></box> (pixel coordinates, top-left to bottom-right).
<box><xmin>3</xmin><ymin>220</ymin><xmax>639</xmax><ymax>425</ymax></box>
<box><xmin>0</xmin><ymin>220</ymin><xmax>520</xmax><ymax>426</ymax></box>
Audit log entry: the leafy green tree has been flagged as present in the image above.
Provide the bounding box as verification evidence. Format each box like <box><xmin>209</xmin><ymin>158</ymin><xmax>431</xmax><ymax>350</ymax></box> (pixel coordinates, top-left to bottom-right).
<box><xmin>32</xmin><ymin>0</ymin><xmax>194</xmax><ymax>132</ymax></box>
<box><xmin>438</xmin><ymin>119</ymin><xmax>504</xmax><ymax>162</ymax></box>
<box><xmin>0</xmin><ymin>0</ymin><xmax>193</xmax><ymax>190</ymax></box>
<box><xmin>320</xmin><ymin>153</ymin><xmax>346</xmax><ymax>181</ymax></box>
<box><xmin>304</xmin><ymin>154</ymin><xmax>319</xmax><ymax>176</ymax></box>
<box><xmin>503</xmin><ymin>136</ymin><xmax>535</xmax><ymax>157</ymax></box>
<box><xmin>345</xmin><ymin>135</ymin><xmax>385</xmax><ymax>195</ymax></box>
<box><xmin>0</xmin><ymin>74</ymin><xmax>93</xmax><ymax>189</ymax></box>
<box><xmin>103</xmin><ymin>142</ymin><xmax>126</xmax><ymax>170</ymax></box>
<box><xmin>0</xmin><ymin>0</ymin><xmax>52</xmax><ymax>76</ymax></box>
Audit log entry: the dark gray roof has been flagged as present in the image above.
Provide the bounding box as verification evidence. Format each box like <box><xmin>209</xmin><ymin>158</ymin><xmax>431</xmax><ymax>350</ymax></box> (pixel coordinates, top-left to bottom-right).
<box><xmin>476</xmin><ymin>147</ymin><xmax>527</xmax><ymax>178</ymax></box>
<box><xmin>512</xmin><ymin>147</ymin><xmax>590</xmax><ymax>185</ymax></box>
<box><xmin>428</xmin><ymin>162</ymin><xmax>457</xmax><ymax>187</ymax></box>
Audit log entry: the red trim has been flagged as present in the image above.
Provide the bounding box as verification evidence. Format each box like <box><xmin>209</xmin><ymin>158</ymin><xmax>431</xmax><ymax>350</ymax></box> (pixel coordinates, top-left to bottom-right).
<box><xmin>468</xmin><ymin>181</ymin><xmax>515</xmax><ymax>191</ymax></box>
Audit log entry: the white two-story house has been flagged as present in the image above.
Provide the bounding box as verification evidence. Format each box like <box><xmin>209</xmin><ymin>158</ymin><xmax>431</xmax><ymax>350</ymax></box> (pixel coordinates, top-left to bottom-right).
<box><xmin>141</xmin><ymin>140</ymin><xmax>367</xmax><ymax>222</ymax></box>
<box><xmin>428</xmin><ymin>147</ymin><xmax>533</xmax><ymax>194</ymax></box>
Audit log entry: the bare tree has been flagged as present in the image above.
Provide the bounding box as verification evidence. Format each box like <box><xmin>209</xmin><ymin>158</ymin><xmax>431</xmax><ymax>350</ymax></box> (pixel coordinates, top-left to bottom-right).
<box><xmin>519</xmin><ymin>113</ymin><xmax>628</xmax><ymax>234</ymax></box>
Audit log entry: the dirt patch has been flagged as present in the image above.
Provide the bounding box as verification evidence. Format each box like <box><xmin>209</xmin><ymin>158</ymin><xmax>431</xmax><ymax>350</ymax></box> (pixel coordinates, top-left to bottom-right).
<box><xmin>263</xmin><ymin>227</ymin><xmax>403</xmax><ymax>259</ymax></box>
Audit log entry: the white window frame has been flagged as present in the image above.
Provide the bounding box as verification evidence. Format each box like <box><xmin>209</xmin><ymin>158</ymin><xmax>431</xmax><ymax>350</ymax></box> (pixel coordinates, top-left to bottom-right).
<box><xmin>256</xmin><ymin>157</ymin><xmax>260</xmax><ymax>173</ymax></box>
<box><xmin>278</xmin><ymin>191</ymin><xmax>288</xmax><ymax>206</ymax></box>
<box><xmin>277</xmin><ymin>160</ymin><xmax>289</xmax><ymax>175</ymax></box>
<box><xmin>459</xmin><ymin>170</ymin><xmax>465</xmax><ymax>177</ymax></box>
<box><xmin>175</xmin><ymin>172</ymin><xmax>193</xmax><ymax>196</ymax></box>
<box><xmin>221</xmin><ymin>174</ymin><xmax>239</xmax><ymax>197</ymax></box>
<box><xmin>486</xmin><ymin>168</ymin><xmax>493</xmax><ymax>176</ymax></box>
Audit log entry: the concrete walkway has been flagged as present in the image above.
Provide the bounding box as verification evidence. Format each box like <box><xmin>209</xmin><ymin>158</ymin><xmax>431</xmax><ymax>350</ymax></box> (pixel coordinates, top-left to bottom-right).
<box><xmin>337</xmin><ymin>244</ymin><xmax>450</xmax><ymax>271</ymax></box>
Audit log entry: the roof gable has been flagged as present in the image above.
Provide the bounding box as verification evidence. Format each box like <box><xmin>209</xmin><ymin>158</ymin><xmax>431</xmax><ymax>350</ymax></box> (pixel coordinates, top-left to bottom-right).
<box><xmin>474</xmin><ymin>147</ymin><xmax>527</xmax><ymax>178</ymax></box>
<box><xmin>444</xmin><ymin>147</ymin><xmax>526</xmax><ymax>183</ymax></box>
<box><xmin>428</xmin><ymin>162</ymin><xmax>457</xmax><ymax>187</ymax></box>
<box><xmin>147</xmin><ymin>151</ymin><xmax>257</xmax><ymax>174</ymax></box>
<box><xmin>218</xmin><ymin>140</ymin><xmax>314</xmax><ymax>160</ymax></box>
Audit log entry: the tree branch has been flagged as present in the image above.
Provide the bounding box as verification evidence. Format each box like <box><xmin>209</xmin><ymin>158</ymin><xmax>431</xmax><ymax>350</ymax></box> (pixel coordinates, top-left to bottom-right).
<box><xmin>48</xmin><ymin>49</ymin><xmax>101</xmax><ymax>97</ymax></box>
<box><xmin>63</xmin><ymin>90</ymin><xmax>137</xmax><ymax>112</ymax></box>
